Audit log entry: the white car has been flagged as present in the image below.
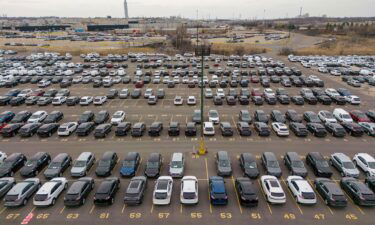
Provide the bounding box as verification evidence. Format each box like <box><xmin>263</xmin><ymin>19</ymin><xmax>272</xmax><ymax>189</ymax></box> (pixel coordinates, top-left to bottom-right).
<box><xmin>318</xmin><ymin>67</ymin><xmax>328</xmax><ymax>73</ymax></box>
<box><xmin>18</xmin><ymin>89</ymin><xmax>33</xmax><ymax>97</ymax></box>
<box><xmin>72</xmin><ymin>76</ymin><xmax>83</xmax><ymax>84</ymax></box>
<box><xmin>358</xmin><ymin>122</ymin><xmax>375</xmax><ymax>136</ymax></box>
<box><xmin>37</xmin><ymin>80</ymin><xmax>51</xmax><ymax>88</ymax></box>
<box><xmin>325</xmin><ymin>88</ymin><xmax>340</xmax><ymax>98</ymax></box>
<box><xmin>271</xmin><ymin>122</ymin><xmax>289</xmax><ymax>136</ymax></box>
<box><xmin>203</xmin><ymin>122</ymin><xmax>215</xmax><ymax>136</ymax></box>
<box><xmin>57</xmin><ymin>122</ymin><xmax>78</xmax><ymax>136</ymax></box>
<box><xmin>286</xmin><ymin>176</ymin><xmax>316</xmax><ymax>205</ymax></box>
<box><xmin>52</xmin><ymin>96</ymin><xmax>67</xmax><ymax>105</ymax></box>
<box><xmin>111</xmin><ymin>111</ymin><xmax>126</xmax><ymax>125</ymax></box>
<box><xmin>353</xmin><ymin>153</ymin><xmax>375</xmax><ymax>177</ymax></box>
<box><xmin>330</xmin><ymin>70</ymin><xmax>341</xmax><ymax>76</ymax></box>
<box><xmin>27</xmin><ymin>111</ymin><xmax>48</xmax><ymax>123</ymax></box>
<box><xmin>119</xmin><ymin>89</ymin><xmax>129</xmax><ymax>99</ymax></box>
<box><xmin>318</xmin><ymin>110</ymin><xmax>337</xmax><ymax>123</ymax></box>
<box><xmin>0</xmin><ymin>151</ymin><xmax>7</xmax><ymax>164</ymax></box>
<box><xmin>79</xmin><ymin>96</ymin><xmax>93</xmax><ymax>106</ymax></box>
<box><xmin>205</xmin><ymin>88</ymin><xmax>213</xmax><ymax>98</ymax></box>
<box><xmin>260</xmin><ymin>175</ymin><xmax>286</xmax><ymax>204</ymax></box>
<box><xmin>174</xmin><ymin>96</ymin><xmax>183</xmax><ymax>105</ymax></box>
<box><xmin>208</xmin><ymin>110</ymin><xmax>220</xmax><ymax>124</ymax></box>
<box><xmin>263</xmin><ymin>88</ymin><xmax>275</xmax><ymax>98</ymax></box>
<box><xmin>93</xmin><ymin>96</ymin><xmax>107</xmax><ymax>105</ymax></box>
<box><xmin>33</xmin><ymin>177</ymin><xmax>68</xmax><ymax>207</ymax></box>
<box><xmin>180</xmin><ymin>176</ymin><xmax>198</xmax><ymax>204</ymax></box>
<box><xmin>216</xmin><ymin>88</ymin><xmax>225</xmax><ymax>98</ymax></box>
<box><xmin>187</xmin><ymin>96</ymin><xmax>196</xmax><ymax>105</ymax></box>
<box><xmin>153</xmin><ymin>176</ymin><xmax>173</xmax><ymax>205</ymax></box>
<box><xmin>347</xmin><ymin>95</ymin><xmax>361</xmax><ymax>105</ymax></box>
<box><xmin>144</xmin><ymin>88</ymin><xmax>153</xmax><ymax>99</ymax></box>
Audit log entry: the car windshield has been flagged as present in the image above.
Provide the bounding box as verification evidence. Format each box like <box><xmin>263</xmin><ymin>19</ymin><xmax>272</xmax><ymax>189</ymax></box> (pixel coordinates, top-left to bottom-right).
<box><xmin>30</xmin><ymin>114</ymin><xmax>40</xmax><ymax>119</ymax></box>
<box><xmin>0</xmin><ymin>162</ymin><xmax>13</xmax><ymax>168</ymax></box>
<box><xmin>0</xmin><ymin>182</ymin><xmax>7</xmax><ymax>189</ymax></box>
<box><xmin>155</xmin><ymin>192</ymin><xmax>167</xmax><ymax>199</ymax></box>
<box><xmin>80</xmin><ymin>114</ymin><xmax>90</xmax><ymax>120</ymax></box>
<box><xmin>48</xmin><ymin>162</ymin><xmax>61</xmax><ymax>169</ymax></box>
<box><xmin>98</xmin><ymin>160</ymin><xmax>111</xmax><ymax>167</ymax></box>
<box><xmin>183</xmin><ymin>192</ymin><xmax>196</xmax><ymax>199</ymax></box>
<box><xmin>147</xmin><ymin>162</ymin><xmax>159</xmax><ymax>168</ymax></box>
<box><xmin>342</xmin><ymin>114</ymin><xmax>351</xmax><ymax>119</ymax></box>
<box><xmin>123</xmin><ymin>160</ymin><xmax>134</xmax><ymax>167</ymax></box>
<box><xmin>342</xmin><ymin>161</ymin><xmax>355</xmax><ymax>169</ymax></box>
<box><xmin>210</xmin><ymin>112</ymin><xmax>218</xmax><ymax>117</ymax></box>
<box><xmin>242</xmin><ymin>114</ymin><xmax>250</xmax><ymax>119</ymax></box>
<box><xmin>171</xmin><ymin>161</ymin><xmax>182</xmax><ymax>168</ymax></box>
<box><xmin>244</xmin><ymin>162</ymin><xmax>257</xmax><ymax>169</ymax></box>
<box><xmin>113</xmin><ymin>114</ymin><xmax>123</xmax><ymax>118</ymax></box>
<box><xmin>219</xmin><ymin>160</ymin><xmax>230</xmax><ymax>167</ymax></box>
<box><xmin>74</xmin><ymin>160</ymin><xmax>86</xmax><ymax>167</ymax></box>
<box><xmin>25</xmin><ymin>160</ymin><xmax>37</xmax><ymax>167</ymax></box>
<box><xmin>316</xmin><ymin>160</ymin><xmax>329</xmax><ymax>167</ymax></box>
<box><xmin>291</xmin><ymin>161</ymin><xmax>304</xmax><ymax>168</ymax></box>
<box><xmin>268</xmin><ymin>160</ymin><xmax>279</xmax><ymax>168</ymax></box>
<box><xmin>368</xmin><ymin>162</ymin><xmax>375</xmax><ymax>169</ymax></box>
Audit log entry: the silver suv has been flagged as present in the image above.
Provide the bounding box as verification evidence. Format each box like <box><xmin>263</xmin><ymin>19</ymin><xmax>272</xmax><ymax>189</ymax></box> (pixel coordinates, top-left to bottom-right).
<box><xmin>70</xmin><ymin>152</ymin><xmax>95</xmax><ymax>177</ymax></box>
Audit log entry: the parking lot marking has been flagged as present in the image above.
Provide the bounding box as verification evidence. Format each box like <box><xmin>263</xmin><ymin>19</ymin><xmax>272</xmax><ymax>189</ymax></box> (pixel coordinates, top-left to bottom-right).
<box><xmin>150</xmin><ymin>204</ymin><xmax>154</xmax><ymax>214</ymax></box>
<box><xmin>308</xmin><ymin>180</ymin><xmax>334</xmax><ymax>215</ymax></box>
<box><xmin>59</xmin><ymin>206</ymin><xmax>65</xmax><ymax>214</ymax></box>
<box><xmin>231</xmin><ymin>176</ymin><xmax>243</xmax><ymax>214</ymax></box>
<box><xmin>257</xmin><ymin>179</ymin><xmax>272</xmax><ymax>215</ymax></box>
<box><xmin>89</xmin><ymin>205</ymin><xmax>95</xmax><ymax>214</ymax></box>
<box><xmin>180</xmin><ymin>204</ymin><xmax>183</xmax><ymax>213</ymax></box>
<box><xmin>121</xmin><ymin>204</ymin><xmax>126</xmax><ymax>214</ymax></box>
<box><xmin>0</xmin><ymin>207</ymin><xmax>6</xmax><ymax>215</ymax></box>
<box><xmin>281</xmin><ymin>180</ymin><xmax>303</xmax><ymax>215</ymax></box>
<box><xmin>204</xmin><ymin>158</ymin><xmax>212</xmax><ymax>214</ymax></box>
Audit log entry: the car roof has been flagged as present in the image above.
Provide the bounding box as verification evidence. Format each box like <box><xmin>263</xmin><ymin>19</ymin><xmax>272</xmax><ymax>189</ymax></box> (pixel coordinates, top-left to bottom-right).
<box><xmin>68</xmin><ymin>181</ymin><xmax>87</xmax><ymax>194</ymax></box>
<box><xmin>30</xmin><ymin>152</ymin><xmax>47</xmax><ymax>160</ymax></box>
<box><xmin>52</xmin><ymin>153</ymin><xmax>69</xmax><ymax>162</ymax></box>
<box><xmin>5</xmin><ymin>153</ymin><xmax>23</xmax><ymax>161</ymax></box>
<box><xmin>286</xmin><ymin>152</ymin><xmax>301</xmax><ymax>161</ymax></box>
<box><xmin>149</xmin><ymin>153</ymin><xmax>161</xmax><ymax>161</ymax></box>
<box><xmin>242</xmin><ymin>153</ymin><xmax>255</xmax><ymax>161</ymax></box>
<box><xmin>263</xmin><ymin>152</ymin><xmax>277</xmax><ymax>160</ymax></box>
<box><xmin>217</xmin><ymin>151</ymin><xmax>229</xmax><ymax>159</ymax></box>
<box><xmin>125</xmin><ymin>152</ymin><xmax>139</xmax><ymax>161</ymax></box>
<box><xmin>101</xmin><ymin>151</ymin><xmax>115</xmax><ymax>160</ymax></box>
<box><xmin>332</xmin><ymin>153</ymin><xmax>351</xmax><ymax>161</ymax></box>
<box><xmin>37</xmin><ymin>181</ymin><xmax>60</xmax><ymax>194</ymax></box>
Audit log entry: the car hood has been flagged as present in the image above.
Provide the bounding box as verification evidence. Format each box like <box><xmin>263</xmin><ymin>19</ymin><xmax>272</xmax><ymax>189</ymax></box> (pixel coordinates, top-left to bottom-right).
<box><xmin>268</xmin><ymin>167</ymin><xmax>282</xmax><ymax>174</ymax></box>
<box><xmin>145</xmin><ymin>168</ymin><xmax>159</xmax><ymax>176</ymax></box>
<box><xmin>44</xmin><ymin>168</ymin><xmax>59</xmax><ymax>176</ymax></box>
<box><xmin>218</xmin><ymin>166</ymin><xmax>232</xmax><ymax>173</ymax></box>
<box><xmin>71</xmin><ymin>167</ymin><xmax>86</xmax><ymax>174</ymax></box>
<box><xmin>169</xmin><ymin>167</ymin><xmax>183</xmax><ymax>174</ymax></box>
<box><xmin>96</xmin><ymin>166</ymin><xmax>110</xmax><ymax>174</ymax></box>
<box><xmin>120</xmin><ymin>166</ymin><xmax>135</xmax><ymax>175</ymax></box>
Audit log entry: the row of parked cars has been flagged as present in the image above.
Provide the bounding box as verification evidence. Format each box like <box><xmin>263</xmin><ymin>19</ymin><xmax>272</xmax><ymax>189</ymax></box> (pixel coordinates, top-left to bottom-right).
<box><xmin>0</xmin><ymin>151</ymin><xmax>374</xmax><ymax>207</ymax></box>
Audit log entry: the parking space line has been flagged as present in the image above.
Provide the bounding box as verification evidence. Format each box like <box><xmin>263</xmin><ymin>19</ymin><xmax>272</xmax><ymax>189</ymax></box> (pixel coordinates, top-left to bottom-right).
<box><xmin>180</xmin><ymin>204</ymin><xmax>183</xmax><ymax>214</ymax></box>
<box><xmin>281</xmin><ymin>179</ymin><xmax>303</xmax><ymax>215</ymax></box>
<box><xmin>0</xmin><ymin>207</ymin><xmax>6</xmax><ymax>215</ymax></box>
<box><xmin>204</xmin><ymin>158</ymin><xmax>212</xmax><ymax>214</ymax></box>
<box><xmin>150</xmin><ymin>204</ymin><xmax>154</xmax><ymax>214</ymax></box>
<box><xmin>89</xmin><ymin>205</ymin><xmax>95</xmax><ymax>214</ymax></box>
<box><xmin>257</xmin><ymin>179</ymin><xmax>272</xmax><ymax>215</ymax></box>
<box><xmin>231</xmin><ymin>176</ymin><xmax>243</xmax><ymax>214</ymax></box>
<box><xmin>121</xmin><ymin>204</ymin><xmax>126</xmax><ymax>214</ymax></box>
<box><xmin>59</xmin><ymin>206</ymin><xmax>65</xmax><ymax>214</ymax></box>
<box><xmin>308</xmin><ymin>180</ymin><xmax>334</xmax><ymax>215</ymax></box>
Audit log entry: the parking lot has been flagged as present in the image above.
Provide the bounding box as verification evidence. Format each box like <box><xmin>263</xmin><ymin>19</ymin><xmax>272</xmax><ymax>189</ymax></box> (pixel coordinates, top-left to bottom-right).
<box><xmin>0</xmin><ymin>53</ymin><xmax>374</xmax><ymax>225</ymax></box>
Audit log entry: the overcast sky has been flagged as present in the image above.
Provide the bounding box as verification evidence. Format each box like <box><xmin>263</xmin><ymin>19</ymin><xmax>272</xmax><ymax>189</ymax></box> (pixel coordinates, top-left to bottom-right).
<box><xmin>0</xmin><ymin>0</ymin><xmax>373</xmax><ymax>19</ymax></box>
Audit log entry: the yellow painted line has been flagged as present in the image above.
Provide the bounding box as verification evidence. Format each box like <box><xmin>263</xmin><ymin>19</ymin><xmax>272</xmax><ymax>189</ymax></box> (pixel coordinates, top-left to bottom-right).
<box><xmin>308</xmin><ymin>180</ymin><xmax>334</xmax><ymax>215</ymax></box>
<box><xmin>89</xmin><ymin>205</ymin><xmax>95</xmax><ymax>214</ymax></box>
<box><xmin>332</xmin><ymin>180</ymin><xmax>365</xmax><ymax>215</ymax></box>
<box><xmin>29</xmin><ymin>207</ymin><xmax>36</xmax><ymax>213</ymax></box>
<box><xmin>121</xmin><ymin>204</ymin><xmax>126</xmax><ymax>214</ymax></box>
<box><xmin>180</xmin><ymin>204</ymin><xmax>183</xmax><ymax>214</ymax></box>
<box><xmin>231</xmin><ymin>176</ymin><xmax>243</xmax><ymax>214</ymax></box>
<box><xmin>0</xmin><ymin>207</ymin><xmax>6</xmax><ymax>215</ymax></box>
<box><xmin>281</xmin><ymin>180</ymin><xmax>303</xmax><ymax>215</ymax></box>
<box><xmin>257</xmin><ymin>179</ymin><xmax>272</xmax><ymax>215</ymax></box>
<box><xmin>150</xmin><ymin>204</ymin><xmax>154</xmax><ymax>214</ymax></box>
<box><xmin>204</xmin><ymin>158</ymin><xmax>212</xmax><ymax>214</ymax></box>
<box><xmin>59</xmin><ymin>206</ymin><xmax>65</xmax><ymax>214</ymax></box>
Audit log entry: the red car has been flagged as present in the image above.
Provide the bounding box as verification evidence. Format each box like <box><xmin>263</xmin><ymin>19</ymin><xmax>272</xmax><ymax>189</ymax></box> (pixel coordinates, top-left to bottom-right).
<box><xmin>0</xmin><ymin>123</ymin><xmax>7</xmax><ymax>133</ymax></box>
<box><xmin>135</xmin><ymin>80</ymin><xmax>144</xmax><ymax>88</ymax></box>
<box><xmin>31</xmin><ymin>89</ymin><xmax>45</xmax><ymax>96</ymax></box>
<box><xmin>250</xmin><ymin>76</ymin><xmax>259</xmax><ymax>83</ymax></box>
<box><xmin>251</xmin><ymin>88</ymin><xmax>263</xmax><ymax>97</ymax></box>
<box><xmin>350</xmin><ymin>110</ymin><xmax>371</xmax><ymax>122</ymax></box>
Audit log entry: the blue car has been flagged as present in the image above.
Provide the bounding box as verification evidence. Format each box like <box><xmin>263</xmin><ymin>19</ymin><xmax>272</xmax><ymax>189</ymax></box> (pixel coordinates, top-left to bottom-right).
<box><xmin>5</xmin><ymin>89</ymin><xmax>20</xmax><ymax>97</ymax></box>
<box><xmin>120</xmin><ymin>152</ymin><xmax>141</xmax><ymax>177</ymax></box>
<box><xmin>209</xmin><ymin>176</ymin><xmax>228</xmax><ymax>205</ymax></box>
<box><xmin>0</xmin><ymin>111</ymin><xmax>15</xmax><ymax>123</ymax></box>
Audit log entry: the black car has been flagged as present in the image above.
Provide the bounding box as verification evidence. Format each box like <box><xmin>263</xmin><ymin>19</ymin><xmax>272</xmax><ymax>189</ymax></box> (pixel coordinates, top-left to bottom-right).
<box><xmin>366</xmin><ymin>110</ymin><xmax>375</xmax><ymax>122</ymax></box>
<box><xmin>78</xmin><ymin>111</ymin><xmax>94</xmax><ymax>124</ymax></box>
<box><xmin>331</xmin><ymin>95</ymin><xmax>346</xmax><ymax>105</ymax></box>
<box><xmin>220</xmin><ymin>122</ymin><xmax>233</xmax><ymax>136</ymax></box>
<box><xmin>156</xmin><ymin>89</ymin><xmax>165</xmax><ymax>99</ymax></box>
<box><xmin>1</xmin><ymin>123</ymin><xmax>23</xmax><ymax>137</ymax></box>
<box><xmin>317</xmin><ymin>95</ymin><xmax>332</xmax><ymax>105</ymax></box>
<box><xmin>315</xmin><ymin>178</ymin><xmax>347</xmax><ymax>207</ymax></box>
<box><xmin>9</xmin><ymin>96</ymin><xmax>25</xmax><ymax>106</ymax></box>
<box><xmin>185</xmin><ymin>122</ymin><xmax>197</xmax><ymax>136</ymax></box>
<box><xmin>265</xmin><ymin>95</ymin><xmax>277</xmax><ymax>105</ymax></box>
<box><xmin>20</xmin><ymin>152</ymin><xmax>51</xmax><ymax>177</ymax></box>
<box><xmin>19</xmin><ymin>123</ymin><xmax>42</xmax><ymax>137</ymax></box>
<box><xmin>237</xmin><ymin>122</ymin><xmax>252</xmax><ymax>136</ymax></box>
<box><xmin>239</xmin><ymin>153</ymin><xmax>259</xmax><ymax>178</ymax></box>
<box><xmin>365</xmin><ymin>177</ymin><xmax>375</xmax><ymax>192</ymax></box>
<box><xmin>277</xmin><ymin>95</ymin><xmax>290</xmax><ymax>105</ymax></box>
<box><xmin>168</xmin><ymin>122</ymin><xmax>180</xmax><ymax>136</ymax></box>
<box><xmin>303</xmin><ymin>111</ymin><xmax>321</xmax><ymax>123</ymax></box>
<box><xmin>94</xmin><ymin>177</ymin><xmax>120</xmax><ymax>205</ymax></box>
<box><xmin>307</xmin><ymin>123</ymin><xmax>327</xmax><ymax>137</ymax></box>
<box><xmin>239</xmin><ymin>96</ymin><xmax>250</xmax><ymax>105</ymax></box>
<box><xmin>64</xmin><ymin>177</ymin><xmax>94</xmax><ymax>207</ymax></box>
<box><xmin>325</xmin><ymin>122</ymin><xmax>346</xmax><ymax>137</ymax></box>
<box><xmin>254</xmin><ymin>110</ymin><xmax>269</xmax><ymax>123</ymax></box>
<box><xmin>252</xmin><ymin>96</ymin><xmax>263</xmax><ymax>105</ymax></box>
<box><xmin>341</xmin><ymin>122</ymin><xmax>364</xmax><ymax>137</ymax></box>
<box><xmin>286</xmin><ymin>110</ymin><xmax>302</xmax><ymax>123</ymax></box>
<box><xmin>306</xmin><ymin>152</ymin><xmax>332</xmax><ymax>177</ymax></box>
<box><xmin>289</xmin><ymin>122</ymin><xmax>308</xmax><ymax>137</ymax></box>
<box><xmin>10</xmin><ymin>111</ymin><xmax>31</xmax><ymax>123</ymax></box>
<box><xmin>124</xmin><ymin>176</ymin><xmax>147</xmax><ymax>205</ymax></box>
<box><xmin>291</xmin><ymin>96</ymin><xmax>304</xmax><ymax>105</ymax></box>
<box><xmin>235</xmin><ymin>177</ymin><xmax>258</xmax><ymax>206</ymax></box>
<box><xmin>94</xmin><ymin>110</ymin><xmax>110</xmax><ymax>124</ymax></box>
<box><xmin>284</xmin><ymin>152</ymin><xmax>308</xmax><ymax>177</ymax></box>
<box><xmin>66</xmin><ymin>96</ymin><xmax>80</xmax><ymax>106</ymax></box>
<box><xmin>148</xmin><ymin>122</ymin><xmax>163</xmax><ymax>136</ymax></box>
<box><xmin>43</xmin><ymin>111</ymin><xmax>64</xmax><ymax>124</ymax></box>
<box><xmin>131</xmin><ymin>122</ymin><xmax>146</xmax><ymax>137</ymax></box>
<box><xmin>144</xmin><ymin>153</ymin><xmax>162</xmax><ymax>178</ymax></box>
<box><xmin>115</xmin><ymin>122</ymin><xmax>131</xmax><ymax>136</ymax></box>
<box><xmin>94</xmin><ymin>123</ymin><xmax>112</xmax><ymax>138</ymax></box>
<box><xmin>0</xmin><ymin>153</ymin><xmax>27</xmax><ymax>177</ymax></box>
<box><xmin>271</xmin><ymin>110</ymin><xmax>286</xmax><ymax>123</ymax></box>
<box><xmin>43</xmin><ymin>89</ymin><xmax>58</xmax><ymax>97</ymax></box>
<box><xmin>302</xmin><ymin>94</ymin><xmax>318</xmax><ymax>105</ymax></box>
<box><xmin>340</xmin><ymin>178</ymin><xmax>375</xmax><ymax>206</ymax></box>
<box><xmin>253</xmin><ymin>122</ymin><xmax>270</xmax><ymax>136</ymax></box>
<box><xmin>95</xmin><ymin>152</ymin><xmax>118</xmax><ymax>177</ymax></box>
<box><xmin>120</xmin><ymin>152</ymin><xmax>141</xmax><ymax>177</ymax></box>
<box><xmin>76</xmin><ymin>122</ymin><xmax>96</xmax><ymax>136</ymax></box>
<box><xmin>261</xmin><ymin>152</ymin><xmax>282</xmax><ymax>177</ymax></box>
<box><xmin>0</xmin><ymin>96</ymin><xmax>12</xmax><ymax>106</ymax></box>
<box><xmin>213</xmin><ymin>96</ymin><xmax>223</xmax><ymax>105</ymax></box>
<box><xmin>37</xmin><ymin>123</ymin><xmax>60</xmax><ymax>137</ymax></box>
<box><xmin>44</xmin><ymin>153</ymin><xmax>72</xmax><ymax>179</ymax></box>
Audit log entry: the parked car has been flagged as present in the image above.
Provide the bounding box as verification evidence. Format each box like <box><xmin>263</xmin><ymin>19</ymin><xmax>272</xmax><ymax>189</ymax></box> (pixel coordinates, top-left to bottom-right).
<box><xmin>284</xmin><ymin>152</ymin><xmax>308</xmax><ymax>177</ymax></box>
<box><xmin>209</xmin><ymin>176</ymin><xmax>228</xmax><ymax>205</ymax></box>
<box><xmin>145</xmin><ymin>153</ymin><xmax>162</xmax><ymax>178</ymax></box>
<box><xmin>306</xmin><ymin>152</ymin><xmax>333</xmax><ymax>178</ymax></box>
<box><xmin>239</xmin><ymin>153</ymin><xmax>259</xmax><ymax>178</ymax></box>
<box><xmin>330</xmin><ymin>153</ymin><xmax>360</xmax><ymax>178</ymax></box>
<box><xmin>153</xmin><ymin>176</ymin><xmax>173</xmax><ymax>205</ymax></box>
<box><xmin>20</xmin><ymin>152</ymin><xmax>51</xmax><ymax>177</ymax></box>
<box><xmin>120</xmin><ymin>152</ymin><xmax>141</xmax><ymax>177</ymax></box>
<box><xmin>44</xmin><ymin>153</ymin><xmax>72</xmax><ymax>179</ymax></box>
<box><xmin>314</xmin><ymin>178</ymin><xmax>347</xmax><ymax>207</ymax></box>
<box><xmin>0</xmin><ymin>153</ymin><xmax>26</xmax><ymax>177</ymax></box>
<box><xmin>260</xmin><ymin>175</ymin><xmax>286</xmax><ymax>204</ymax></box>
<box><xmin>235</xmin><ymin>177</ymin><xmax>258</xmax><ymax>206</ymax></box>
<box><xmin>340</xmin><ymin>177</ymin><xmax>375</xmax><ymax>206</ymax></box>
<box><xmin>70</xmin><ymin>152</ymin><xmax>95</xmax><ymax>177</ymax></box>
<box><xmin>64</xmin><ymin>177</ymin><xmax>94</xmax><ymax>207</ymax></box>
<box><xmin>4</xmin><ymin>178</ymin><xmax>40</xmax><ymax>207</ymax></box>
<box><xmin>261</xmin><ymin>152</ymin><xmax>282</xmax><ymax>177</ymax></box>
<box><xmin>124</xmin><ymin>176</ymin><xmax>147</xmax><ymax>205</ymax></box>
<box><xmin>95</xmin><ymin>151</ymin><xmax>118</xmax><ymax>177</ymax></box>
<box><xmin>93</xmin><ymin>177</ymin><xmax>120</xmax><ymax>205</ymax></box>
<box><xmin>287</xmin><ymin>176</ymin><xmax>316</xmax><ymax>205</ymax></box>
<box><xmin>33</xmin><ymin>177</ymin><xmax>67</xmax><ymax>207</ymax></box>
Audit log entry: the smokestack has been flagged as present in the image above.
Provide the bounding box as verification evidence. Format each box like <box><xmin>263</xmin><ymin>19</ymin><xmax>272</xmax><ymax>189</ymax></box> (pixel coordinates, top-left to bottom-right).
<box><xmin>124</xmin><ymin>0</ymin><xmax>129</xmax><ymax>19</ymax></box>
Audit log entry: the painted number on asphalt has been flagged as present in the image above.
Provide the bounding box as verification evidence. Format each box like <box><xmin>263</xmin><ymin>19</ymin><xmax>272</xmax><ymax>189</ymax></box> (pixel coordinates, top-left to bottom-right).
<box><xmin>283</xmin><ymin>213</ymin><xmax>296</xmax><ymax>220</ymax></box>
<box><xmin>129</xmin><ymin>213</ymin><xmax>142</xmax><ymax>219</ymax></box>
<box><xmin>6</xmin><ymin>214</ymin><xmax>20</xmax><ymax>220</ymax></box>
<box><xmin>314</xmin><ymin>214</ymin><xmax>325</xmax><ymax>220</ymax></box>
<box><xmin>190</xmin><ymin>212</ymin><xmax>202</xmax><ymax>219</ymax></box>
<box><xmin>251</xmin><ymin>213</ymin><xmax>261</xmax><ymax>220</ymax></box>
<box><xmin>36</xmin><ymin>214</ymin><xmax>50</xmax><ymax>220</ymax></box>
<box><xmin>220</xmin><ymin>213</ymin><xmax>232</xmax><ymax>219</ymax></box>
<box><xmin>66</xmin><ymin>213</ymin><xmax>79</xmax><ymax>219</ymax></box>
<box><xmin>99</xmin><ymin>213</ymin><xmax>109</xmax><ymax>219</ymax></box>
<box><xmin>158</xmin><ymin>213</ymin><xmax>170</xmax><ymax>219</ymax></box>
<box><xmin>345</xmin><ymin>214</ymin><xmax>358</xmax><ymax>220</ymax></box>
